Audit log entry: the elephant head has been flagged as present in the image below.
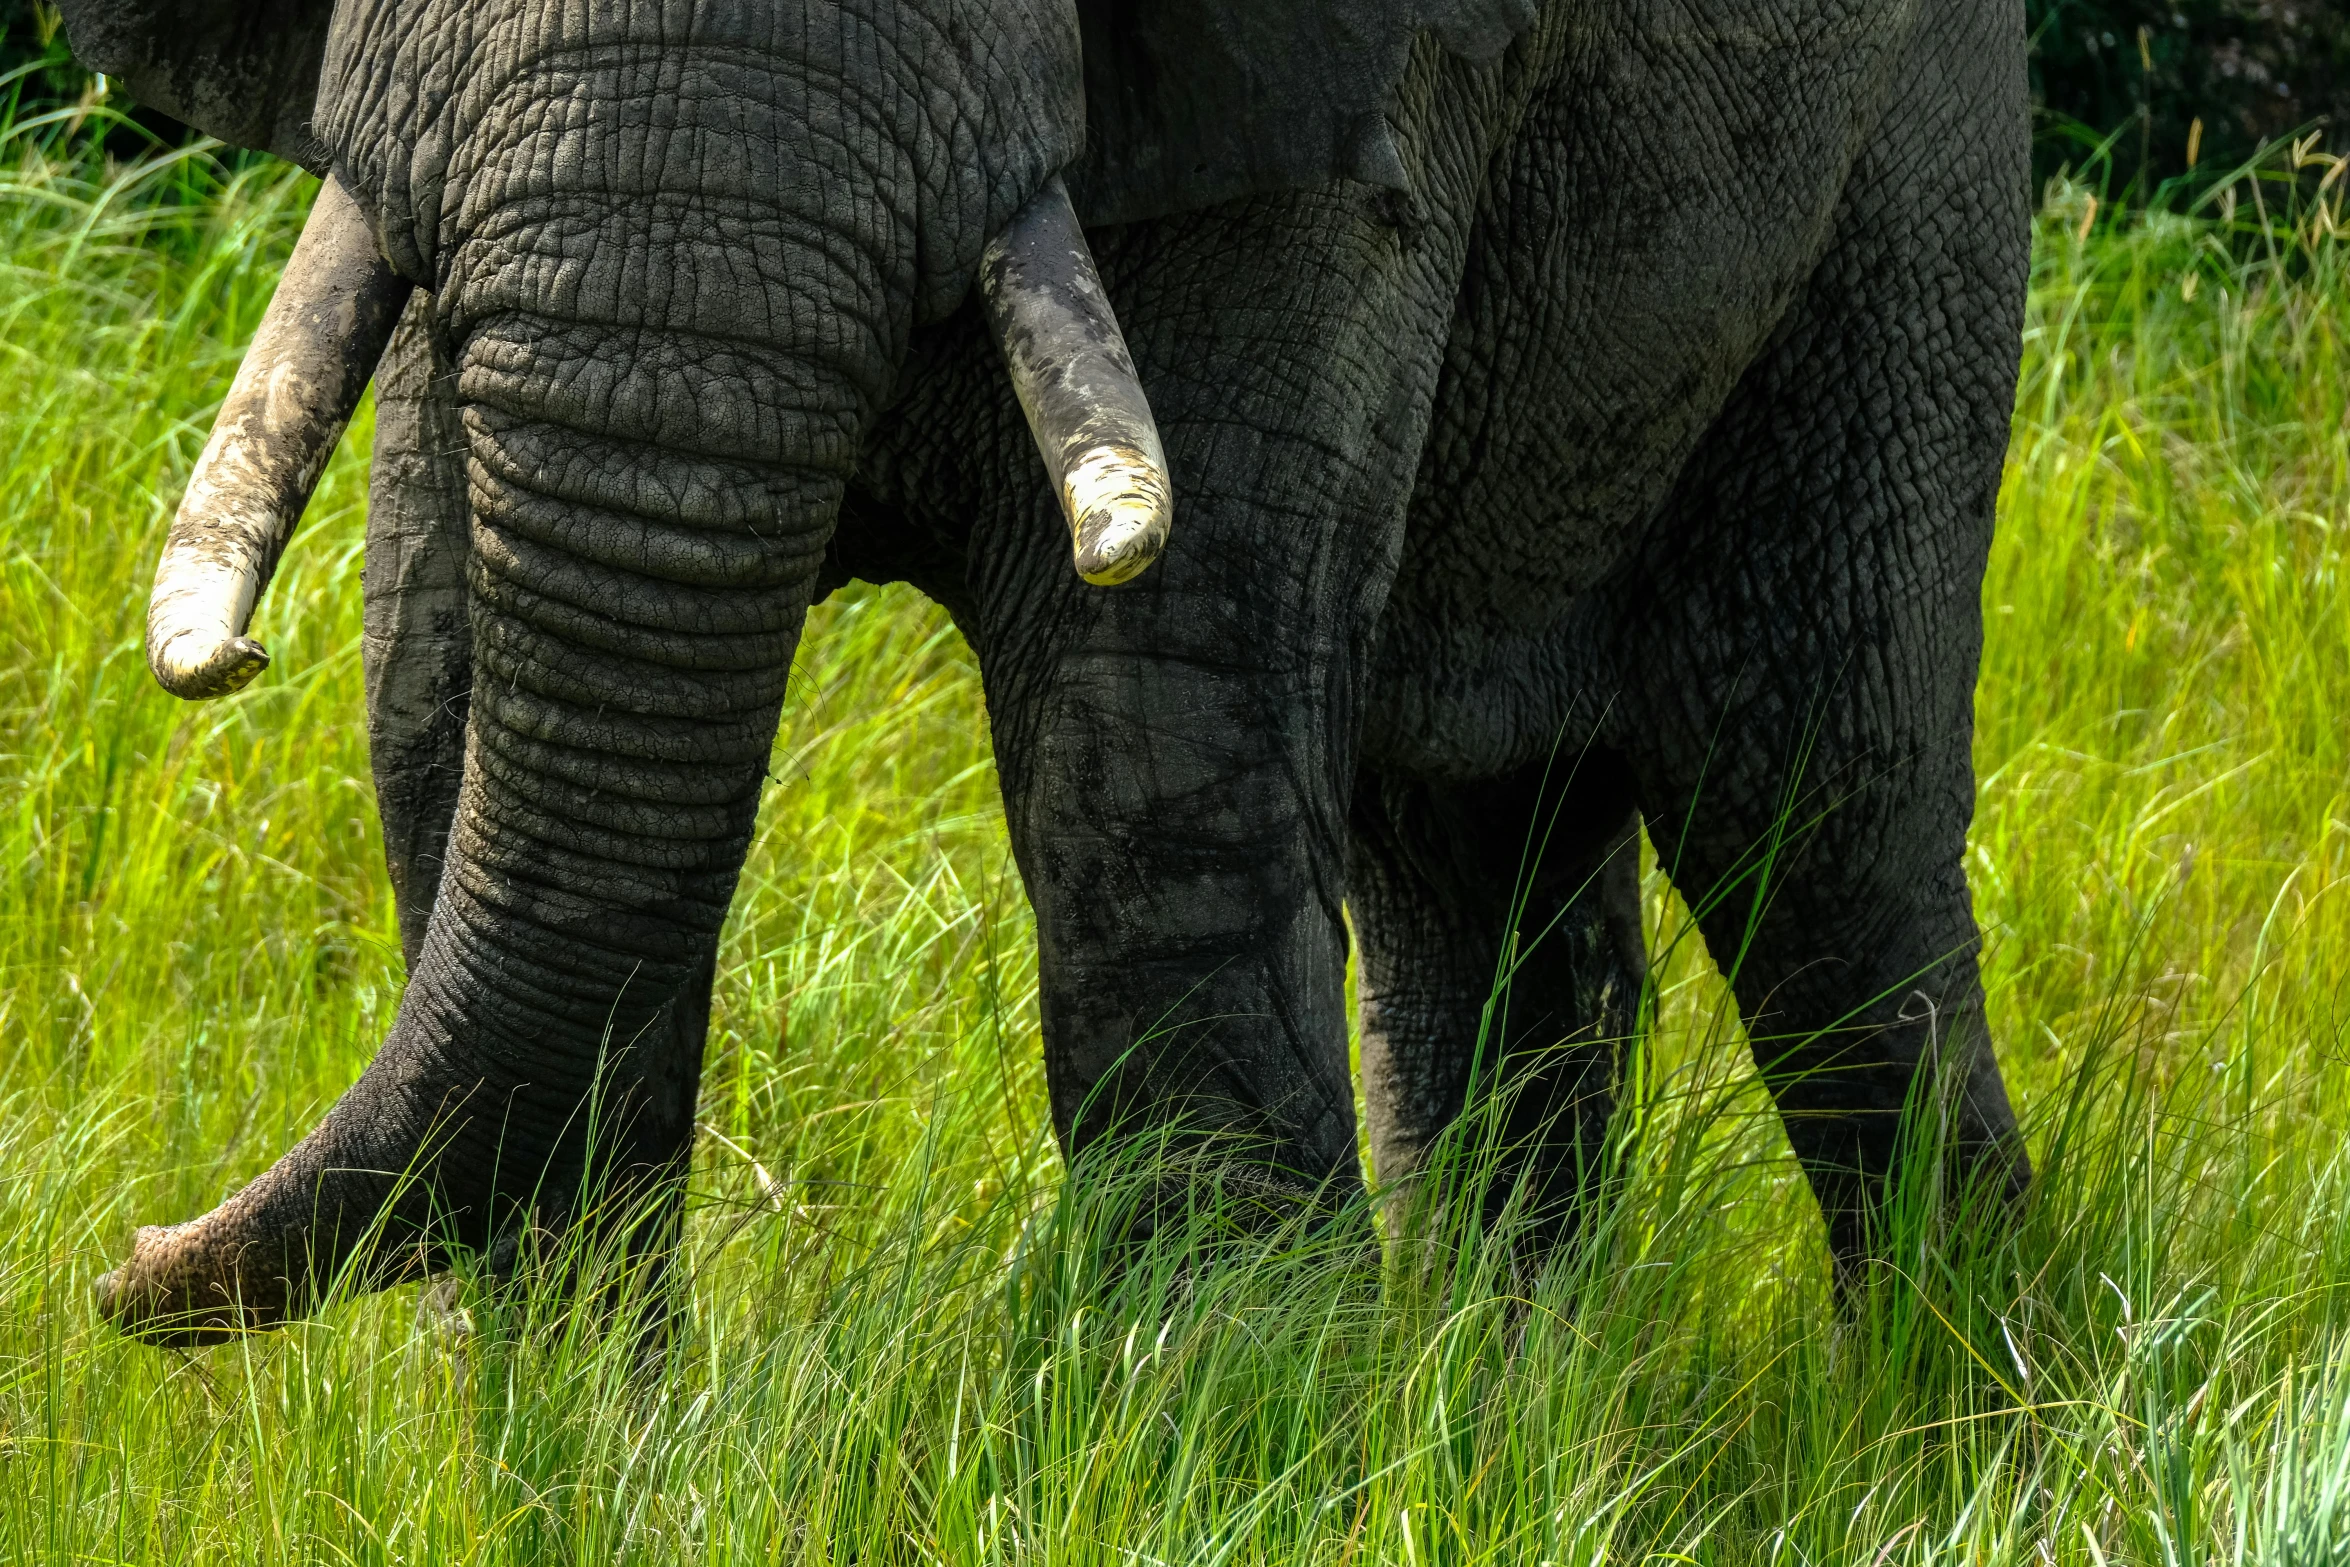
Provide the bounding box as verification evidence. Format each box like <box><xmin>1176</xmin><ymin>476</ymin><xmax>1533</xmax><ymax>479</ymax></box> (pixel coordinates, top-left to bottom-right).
<box><xmin>63</xmin><ymin>0</ymin><xmax>1538</xmax><ymax>1341</ymax></box>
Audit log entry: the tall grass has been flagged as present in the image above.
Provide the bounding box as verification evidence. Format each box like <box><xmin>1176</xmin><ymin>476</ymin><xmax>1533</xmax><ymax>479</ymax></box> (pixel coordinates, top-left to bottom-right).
<box><xmin>6</xmin><ymin>91</ymin><xmax>2350</xmax><ymax>1561</ymax></box>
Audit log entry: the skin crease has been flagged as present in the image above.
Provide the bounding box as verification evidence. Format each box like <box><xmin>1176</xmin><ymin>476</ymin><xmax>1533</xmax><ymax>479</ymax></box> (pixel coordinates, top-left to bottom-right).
<box><xmin>85</xmin><ymin>0</ymin><xmax>2032</xmax><ymax>1338</ymax></box>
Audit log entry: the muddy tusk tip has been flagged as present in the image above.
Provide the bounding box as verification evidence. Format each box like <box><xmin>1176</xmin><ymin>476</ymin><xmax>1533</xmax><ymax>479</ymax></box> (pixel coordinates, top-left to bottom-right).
<box><xmin>149</xmin><ymin>630</ymin><xmax>271</xmax><ymax>701</ymax></box>
<box><xmin>1065</xmin><ymin>444</ymin><xmax>1172</xmax><ymax>586</ymax></box>
<box><xmin>978</xmin><ymin>177</ymin><xmax>1175</xmax><ymax>590</ymax></box>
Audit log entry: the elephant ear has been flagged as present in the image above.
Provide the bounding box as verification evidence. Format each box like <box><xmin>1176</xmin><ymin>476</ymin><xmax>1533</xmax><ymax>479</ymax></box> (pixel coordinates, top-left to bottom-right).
<box><xmin>1065</xmin><ymin>0</ymin><xmax>1539</xmax><ymax>226</ymax></box>
<box><xmin>53</xmin><ymin>0</ymin><xmax>333</xmax><ymax>172</ymax></box>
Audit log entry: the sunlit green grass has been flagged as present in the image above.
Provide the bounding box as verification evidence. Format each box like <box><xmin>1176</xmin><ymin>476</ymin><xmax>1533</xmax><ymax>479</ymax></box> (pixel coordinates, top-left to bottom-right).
<box><xmin>7</xmin><ymin>100</ymin><xmax>2350</xmax><ymax>1561</ymax></box>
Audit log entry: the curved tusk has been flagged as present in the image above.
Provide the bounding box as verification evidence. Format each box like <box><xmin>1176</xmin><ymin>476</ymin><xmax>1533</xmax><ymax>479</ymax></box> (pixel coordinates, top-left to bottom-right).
<box><xmin>978</xmin><ymin>177</ymin><xmax>1172</xmax><ymax>587</ymax></box>
<box><xmin>146</xmin><ymin>173</ymin><xmax>413</xmax><ymax>699</ymax></box>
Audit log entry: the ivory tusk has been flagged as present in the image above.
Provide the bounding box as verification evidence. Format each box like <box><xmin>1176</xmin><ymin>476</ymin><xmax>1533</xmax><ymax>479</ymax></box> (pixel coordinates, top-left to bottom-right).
<box><xmin>978</xmin><ymin>177</ymin><xmax>1172</xmax><ymax>587</ymax></box>
<box><xmin>146</xmin><ymin>173</ymin><xmax>413</xmax><ymax>699</ymax></box>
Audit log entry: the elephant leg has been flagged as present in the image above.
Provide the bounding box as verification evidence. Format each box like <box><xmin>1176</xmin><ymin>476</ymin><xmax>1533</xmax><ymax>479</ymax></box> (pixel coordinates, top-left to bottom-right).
<box><xmin>1603</xmin><ymin>0</ymin><xmax>2029</xmax><ymax>1288</ymax></box>
<box><xmin>963</xmin><ymin>176</ymin><xmax>1496</xmax><ymax>1239</ymax></box>
<box><xmin>972</xmin><ymin>530</ymin><xmax>1366</xmax><ymax>1234</ymax></box>
<box><xmin>1349</xmin><ymin>752</ymin><xmax>1643</xmax><ymax>1272</ymax></box>
<box><xmin>363</xmin><ymin>296</ymin><xmax>714</xmax><ymax>1309</ymax></box>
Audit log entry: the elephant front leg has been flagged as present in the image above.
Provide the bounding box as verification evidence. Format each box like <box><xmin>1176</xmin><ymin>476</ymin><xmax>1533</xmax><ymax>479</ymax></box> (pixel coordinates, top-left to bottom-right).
<box><xmin>989</xmin><ymin>617</ymin><xmax>1364</xmax><ymax>1227</ymax></box>
<box><xmin>965</xmin><ymin>188</ymin><xmax>1467</xmax><ymax>1240</ymax></box>
<box><xmin>366</xmin><ymin>295</ymin><xmax>472</xmax><ymax>970</ymax></box>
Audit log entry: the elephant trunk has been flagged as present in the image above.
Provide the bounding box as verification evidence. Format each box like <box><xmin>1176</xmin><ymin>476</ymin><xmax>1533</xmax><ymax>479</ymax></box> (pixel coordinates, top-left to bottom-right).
<box><xmin>147</xmin><ymin>174</ymin><xmax>412</xmax><ymax>699</ymax></box>
<box><xmin>101</xmin><ymin>289</ymin><xmax>850</xmax><ymax>1340</ymax></box>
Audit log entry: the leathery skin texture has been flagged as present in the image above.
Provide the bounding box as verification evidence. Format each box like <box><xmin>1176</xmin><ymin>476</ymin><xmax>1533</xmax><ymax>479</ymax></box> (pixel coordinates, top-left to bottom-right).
<box><xmin>96</xmin><ymin>0</ymin><xmax>2033</xmax><ymax>1340</ymax></box>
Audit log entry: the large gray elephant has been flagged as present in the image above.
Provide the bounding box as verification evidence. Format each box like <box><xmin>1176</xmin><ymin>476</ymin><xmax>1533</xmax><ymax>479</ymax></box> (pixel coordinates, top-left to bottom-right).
<box><xmin>65</xmin><ymin>0</ymin><xmax>2033</xmax><ymax>1343</ymax></box>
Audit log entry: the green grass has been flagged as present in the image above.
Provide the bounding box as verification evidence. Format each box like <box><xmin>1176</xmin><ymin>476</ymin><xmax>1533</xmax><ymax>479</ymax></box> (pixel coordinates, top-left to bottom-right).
<box><xmin>6</xmin><ymin>103</ymin><xmax>2350</xmax><ymax>1563</ymax></box>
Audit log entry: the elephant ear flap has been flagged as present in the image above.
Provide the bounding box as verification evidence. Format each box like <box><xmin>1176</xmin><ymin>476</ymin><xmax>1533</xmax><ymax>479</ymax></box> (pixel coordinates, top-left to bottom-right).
<box><xmin>1064</xmin><ymin>0</ymin><xmax>1538</xmax><ymax>226</ymax></box>
<box><xmin>54</xmin><ymin>0</ymin><xmax>335</xmax><ymax>172</ymax></box>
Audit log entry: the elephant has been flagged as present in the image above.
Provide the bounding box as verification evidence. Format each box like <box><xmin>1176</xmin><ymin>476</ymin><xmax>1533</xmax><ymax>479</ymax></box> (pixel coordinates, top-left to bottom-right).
<box><xmin>63</xmin><ymin>0</ymin><xmax>2035</xmax><ymax>1344</ymax></box>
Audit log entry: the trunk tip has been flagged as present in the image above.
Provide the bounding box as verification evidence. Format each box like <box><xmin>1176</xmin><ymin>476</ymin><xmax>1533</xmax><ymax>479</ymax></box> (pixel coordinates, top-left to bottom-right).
<box><xmin>96</xmin><ymin>1222</ymin><xmax>290</xmax><ymax>1348</ymax></box>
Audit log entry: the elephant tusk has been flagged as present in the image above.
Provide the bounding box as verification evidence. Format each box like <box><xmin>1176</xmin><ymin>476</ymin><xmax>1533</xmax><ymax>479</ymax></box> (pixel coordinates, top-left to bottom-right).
<box><xmin>146</xmin><ymin>173</ymin><xmax>413</xmax><ymax>699</ymax></box>
<box><xmin>978</xmin><ymin>177</ymin><xmax>1172</xmax><ymax>587</ymax></box>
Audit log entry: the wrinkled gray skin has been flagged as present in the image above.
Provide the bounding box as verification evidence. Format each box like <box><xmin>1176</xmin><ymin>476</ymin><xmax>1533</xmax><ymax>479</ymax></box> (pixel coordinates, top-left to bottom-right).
<box><xmin>72</xmin><ymin>0</ymin><xmax>2031</xmax><ymax>1337</ymax></box>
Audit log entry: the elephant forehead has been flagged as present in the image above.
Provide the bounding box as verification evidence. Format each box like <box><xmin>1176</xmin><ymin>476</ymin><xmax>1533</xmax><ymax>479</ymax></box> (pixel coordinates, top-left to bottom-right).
<box><xmin>453</xmin><ymin>53</ymin><xmax>919</xmax><ymax>224</ymax></box>
<box><xmin>319</xmin><ymin>0</ymin><xmax>1084</xmax><ymax>314</ymax></box>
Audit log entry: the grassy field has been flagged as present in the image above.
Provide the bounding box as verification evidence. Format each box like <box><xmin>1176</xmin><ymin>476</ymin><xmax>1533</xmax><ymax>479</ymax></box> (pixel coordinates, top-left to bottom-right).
<box><xmin>5</xmin><ymin>101</ymin><xmax>2350</xmax><ymax>1564</ymax></box>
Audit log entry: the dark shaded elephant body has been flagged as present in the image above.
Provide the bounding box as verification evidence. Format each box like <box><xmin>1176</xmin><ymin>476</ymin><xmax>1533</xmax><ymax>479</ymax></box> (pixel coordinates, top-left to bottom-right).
<box><xmin>849</xmin><ymin>0</ymin><xmax>2033</xmax><ymax>1263</ymax></box>
<box><xmin>69</xmin><ymin>0</ymin><xmax>2029</xmax><ymax>1336</ymax></box>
